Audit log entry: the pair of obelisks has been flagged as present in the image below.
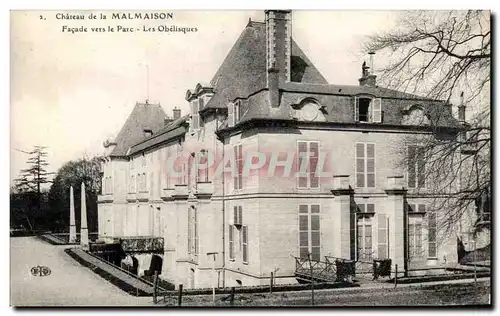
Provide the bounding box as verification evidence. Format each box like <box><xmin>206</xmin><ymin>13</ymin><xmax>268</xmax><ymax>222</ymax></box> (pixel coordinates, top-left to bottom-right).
<box><xmin>69</xmin><ymin>183</ymin><xmax>89</xmax><ymax>249</ymax></box>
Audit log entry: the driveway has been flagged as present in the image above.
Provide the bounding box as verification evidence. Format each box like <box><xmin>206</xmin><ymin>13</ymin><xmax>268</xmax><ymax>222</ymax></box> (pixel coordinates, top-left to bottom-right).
<box><xmin>10</xmin><ymin>237</ymin><xmax>153</xmax><ymax>306</ymax></box>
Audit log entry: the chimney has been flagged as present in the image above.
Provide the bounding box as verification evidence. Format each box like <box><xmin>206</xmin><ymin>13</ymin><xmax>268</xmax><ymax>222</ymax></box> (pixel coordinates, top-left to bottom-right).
<box><xmin>266</xmin><ymin>10</ymin><xmax>292</xmax><ymax>107</ymax></box>
<box><xmin>359</xmin><ymin>65</ymin><xmax>377</xmax><ymax>87</ymax></box>
<box><xmin>359</xmin><ymin>53</ymin><xmax>377</xmax><ymax>87</ymax></box>
<box><xmin>173</xmin><ymin>107</ymin><xmax>181</xmax><ymax>120</ymax></box>
<box><xmin>458</xmin><ymin>92</ymin><xmax>466</xmax><ymax>123</ymax></box>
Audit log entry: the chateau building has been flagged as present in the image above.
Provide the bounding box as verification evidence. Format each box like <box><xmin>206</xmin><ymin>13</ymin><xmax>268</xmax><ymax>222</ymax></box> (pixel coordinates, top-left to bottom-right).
<box><xmin>97</xmin><ymin>10</ymin><xmax>482</xmax><ymax>288</ymax></box>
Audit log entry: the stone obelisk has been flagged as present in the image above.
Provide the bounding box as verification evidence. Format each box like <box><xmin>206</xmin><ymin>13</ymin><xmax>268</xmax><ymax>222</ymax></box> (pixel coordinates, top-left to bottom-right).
<box><xmin>80</xmin><ymin>182</ymin><xmax>89</xmax><ymax>250</ymax></box>
<box><xmin>69</xmin><ymin>186</ymin><xmax>77</xmax><ymax>243</ymax></box>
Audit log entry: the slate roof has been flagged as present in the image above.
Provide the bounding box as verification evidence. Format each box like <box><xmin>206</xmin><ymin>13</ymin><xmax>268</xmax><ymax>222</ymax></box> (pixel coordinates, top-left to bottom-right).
<box><xmin>110</xmin><ymin>102</ymin><xmax>167</xmax><ymax>156</ymax></box>
<box><xmin>202</xmin><ymin>21</ymin><xmax>328</xmax><ymax>112</ymax></box>
<box><xmin>128</xmin><ymin>115</ymin><xmax>189</xmax><ymax>156</ymax></box>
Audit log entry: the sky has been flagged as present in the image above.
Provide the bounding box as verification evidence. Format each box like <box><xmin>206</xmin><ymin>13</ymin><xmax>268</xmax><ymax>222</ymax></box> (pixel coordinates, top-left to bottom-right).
<box><xmin>10</xmin><ymin>10</ymin><xmax>401</xmax><ymax>185</ymax></box>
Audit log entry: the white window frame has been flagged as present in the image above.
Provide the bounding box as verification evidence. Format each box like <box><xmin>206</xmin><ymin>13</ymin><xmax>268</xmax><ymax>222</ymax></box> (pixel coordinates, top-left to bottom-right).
<box><xmin>296</xmin><ymin>140</ymin><xmax>320</xmax><ymax>189</ymax></box>
<box><xmin>408</xmin><ymin>222</ymin><xmax>423</xmax><ymax>261</ymax></box>
<box><xmin>356</xmin><ymin>216</ymin><xmax>373</xmax><ymax>262</ymax></box>
<box><xmin>354</xmin><ymin>96</ymin><xmax>382</xmax><ymax>123</ymax></box>
<box><xmin>355</xmin><ymin>142</ymin><xmax>376</xmax><ymax>188</ymax></box>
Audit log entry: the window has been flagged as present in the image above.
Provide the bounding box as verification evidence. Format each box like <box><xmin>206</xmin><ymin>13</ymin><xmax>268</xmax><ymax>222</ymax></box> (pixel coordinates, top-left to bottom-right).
<box><xmin>157</xmin><ymin>172</ymin><xmax>161</xmax><ymax>197</ymax></box>
<box><xmin>188</xmin><ymin>206</ymin><xmax>199</xmax><ymax>256</ymax></box>
<box><xmin>354</xmin><ymin>97</ymin><xmax>382</xmax><ymax>123</ymax></box>
<box><xmin>377</xmin><ymin>214</ymin><xmax>389</xmax><ymax>259</ymax></box>
<box><xmin>191</xmin><ymin>99</ymin><xmax>200</xmax><ymax>130</ymax></box>
<box><xmin>199</xmin><ymin>96</ymin><xmax>204</xmax><ymax>109</ymax></box>
<box><xmin>408</xmin><ymin>223</ymin><xmax>423</xmax><ymax>261</ymax></box>
<box><xmin>297</xmin><ymin>141</ymin><xmax>319</xmax><ymax>189</ymax></box>
<box><xmin>130</xmin><ymin>175</ymin><xmax>135</xmax><ymax>193</ymax></box>
<box><xmin>196</xmin><ymin>151</ymin><xmax>209</xmax><ymax>183</ymax></box>
<box><xmin>234</xmin><ymin>144</ymin><xmax>243</xmax><ymax>190</ymax></box>
<box><xmin>242</xmin><ymin>225</ymin><xmax>248</xmax><ymax>264</ymax></box>
<box><xmin>408</xmin><ymin>146</ymin><xmax>425</xmax><ymax>188</ymax></box>
<box><xmin>428</xmin><ymin>210</ymin><xmax>437</xmax><ymax>258</ymax></box>
<box><xmin>149</xmin><ymin>172</ymin><xmax>153</xmax><ymax>195</ymax></box>
<box><xmin>143</xmin><ymin>173</ymin><xmax>147</xmax><ymax>191</ymax></box>
<box><xmin>228</xmin><ymin>225</ymin><xmax>235</xmax><ymax>261</ymax></box>
<box><xmin>357</xmin><ymin>203</ymin><xmax>375</xmax><ymax>213</ymax></box>
<box><xmin>408</xmin><ymin>203</ymin><xmax>426</xmax><ymax>213</ymax></box>
<box><xmin>233</xmin><ymin>206</ymin><xmax>243</xmax><ymax>226</ymax></box>
<box><xmin>299</xmin><ymin>204</ymin><xmax>321</xmax><ymax>261</ymax></box>
<box><xmin>234</xmin><ymin>101</ymin><xmax>241</xmax><ymax>123</ymax></box>
<box><xmin>357</xmin><ymin>218</ymin><xmax>372</xmax><ymax>262</ymax></box>
<box><xmin>356</xmin><ymin>143</ymin><xmax>376</xmax><ymax>188</ymax></box>
<box><xmin>476</xmin><ymin>188</ymin><xmax>491</xmax><ymax>222</ymax></box>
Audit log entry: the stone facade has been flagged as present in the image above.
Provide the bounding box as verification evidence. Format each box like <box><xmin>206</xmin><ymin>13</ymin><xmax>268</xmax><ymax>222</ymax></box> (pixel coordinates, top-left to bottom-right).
<box><xmin>97</xmin><ymin>10</ymin><xmax>480</xmax><ymax>289</ymax></box>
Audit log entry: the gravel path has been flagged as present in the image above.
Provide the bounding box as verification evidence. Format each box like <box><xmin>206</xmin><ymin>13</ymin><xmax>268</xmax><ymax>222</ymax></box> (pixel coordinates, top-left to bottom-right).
<box><xmin>10</xmin><ymin>237</ymin><xmax>153</xmax><ymax>306</ymax></box>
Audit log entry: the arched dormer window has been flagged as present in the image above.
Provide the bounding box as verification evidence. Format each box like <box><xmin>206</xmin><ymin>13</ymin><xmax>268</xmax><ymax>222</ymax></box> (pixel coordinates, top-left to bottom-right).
<box><xmin>292</xmin><ymin>98</ymin><xmax>326</xmax><ymax>122</ymax></box>
<box><xmin>402</xmin><ymin>105</ymin><xmax>430</xmax><ymax>126</ymax></box>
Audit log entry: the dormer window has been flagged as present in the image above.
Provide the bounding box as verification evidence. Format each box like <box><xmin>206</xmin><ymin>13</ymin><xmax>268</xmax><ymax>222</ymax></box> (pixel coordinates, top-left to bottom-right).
<box><xmin>228</xmin><ymin>101</ymin><xmax>241</xmax><ymax>127</ymax></box>
<box><xmin>354</xmin><ymin>97</ymin><xmax>382</xmax><ymax>123</ymax></box>
<box><xmin>143</xmin><ymin>129</ymin><xmax>153</xmax><ymax>138</ymax></box>
<box><xmin>235</xmin><ymin>100</ymin><xmax>241</xmax><ymax>123</ymax></box>
<box><xmin>191</xmin><ymin>99</ymin><xmax>200</xmax><ymax>131</ymax></box>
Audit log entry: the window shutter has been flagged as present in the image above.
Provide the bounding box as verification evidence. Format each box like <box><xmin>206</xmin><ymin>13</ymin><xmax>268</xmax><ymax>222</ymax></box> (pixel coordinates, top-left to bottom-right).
<box><xmin>350</xmin><ymin>208</ymin><xmax>357</xmax><ymax>260</ymax></box>
<box><xmin>238</xmin><ymin>145</ymin><xmax>243</xmax><ymax>190</ymax></box>
<box><xmin>372</xmin><ymin>98</ymin><xmax>382</xmax><ymax>123</ymax></box>
<box><xmin>367</xmin><ymin>203</ymin><xmax>375</xmax><ymax>213</ymax></box>
<box><xmin>377</xmin><ymin>214</ymin><xmax>388</xmax><ymax>259</ymax></box>
<box><xmin>227</xmin><ymin>102</ymin><xmax>235</xmax><ymax>127</ymax></box>
<box><xmin>235</xmin><ymin>100</ymin><xmax>240</xmax><ymax>122</ymax></box>
<box><xmin>417</xmin><ymin>147</ymin><xmax>425</xmax><ymax>188</ymax></box>
<box><xmin>311</xmin><ymin>212</ymin><xmax>321</xmax><ymax>261</ymax></box>
<box><xmin>239</xmin><ymin>206</ymin><xmax>243</xmax><ymax>223</ymax></box>
<box><xmin>310</xmin><ymin>142</ymin><xmax>319</xmax><ymax>188</ymax></box>
<box><xmin>299</xmin><ymin>205</ymin><xmax>309</xmax><ymax>259</ymax></box>
<box><xmin>242</xmin><ymin>226</ymin><xmax>248</xmax><ymax>263</ymax></box>
<box><xmin>418</xmin><ymin>204</ymin><xmax>426</xmax><ymax>213</ymax></box>
<box><xmin>355</xmin><ymin>143</ymin><xmax>365</xmax><ymax>187</ymax></box>
<box><xmin>233</xmin><ymin>206</ymin><xmax>238</xmax><ymax>225</ymax></box>
<box><xmin>187</xmin><ymin>208</ymin><xmax>192</xmax><ymax>254</ymax></box>
<box><xmin>358</xmin><ymin>203</ymin><xmax>365</xmax><ymax>213</ymax></box>
<box><xmin>297</xmin><ymin>141</ymin><xmax>308</xmax><ymax>188</ymax></box>
<box><xmin>366</xmin><ymin>144</ymin><xmax>375</xmax><ymax>188</ymax></box>
<box><xmin>233</xmin><ymin>146</ymin><xmax>238</xmax><ymax>190</ymax></box>
<box><xmin>408</xmin><ymin>146</ymin><xmax>416</xmax><ymax>188</ymax></box>
<box><xmin>229</xmin><ymin>225</ymin><xmax>234</xmax><ymax>260</ymax></box>
<box><xmin>354</xmin><ymin>97</ymin><xmax>359</xmax><ymax>122</ymax></box>
<box><xmin>408</xmin><ymin>203</ymin><xmax>416</xmax><ymax>213</ymax></box>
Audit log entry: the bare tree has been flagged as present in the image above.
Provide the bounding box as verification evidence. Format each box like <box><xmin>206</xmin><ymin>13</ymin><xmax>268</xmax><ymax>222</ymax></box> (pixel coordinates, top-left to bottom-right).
<box><xmin>367</xmin><ymin>11</ymin><xmax>491</xmax><ymax>243</ymax></box>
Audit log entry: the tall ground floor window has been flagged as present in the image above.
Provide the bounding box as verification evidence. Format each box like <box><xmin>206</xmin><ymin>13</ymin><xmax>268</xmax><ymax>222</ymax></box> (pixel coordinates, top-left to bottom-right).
<box><xmin>357</xmin><ymin>217</ymin><xmax>373</xmax><ymax>262</ymax></box>
<box><xmin>299</xmin><ymin>204</ymin><xmax>320</xmax><ymax>261</ymax></box>
<box><xmin>408</xmin><ymin>223</ymin><xmax>423</xmax><ymax>261</ymax></box>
